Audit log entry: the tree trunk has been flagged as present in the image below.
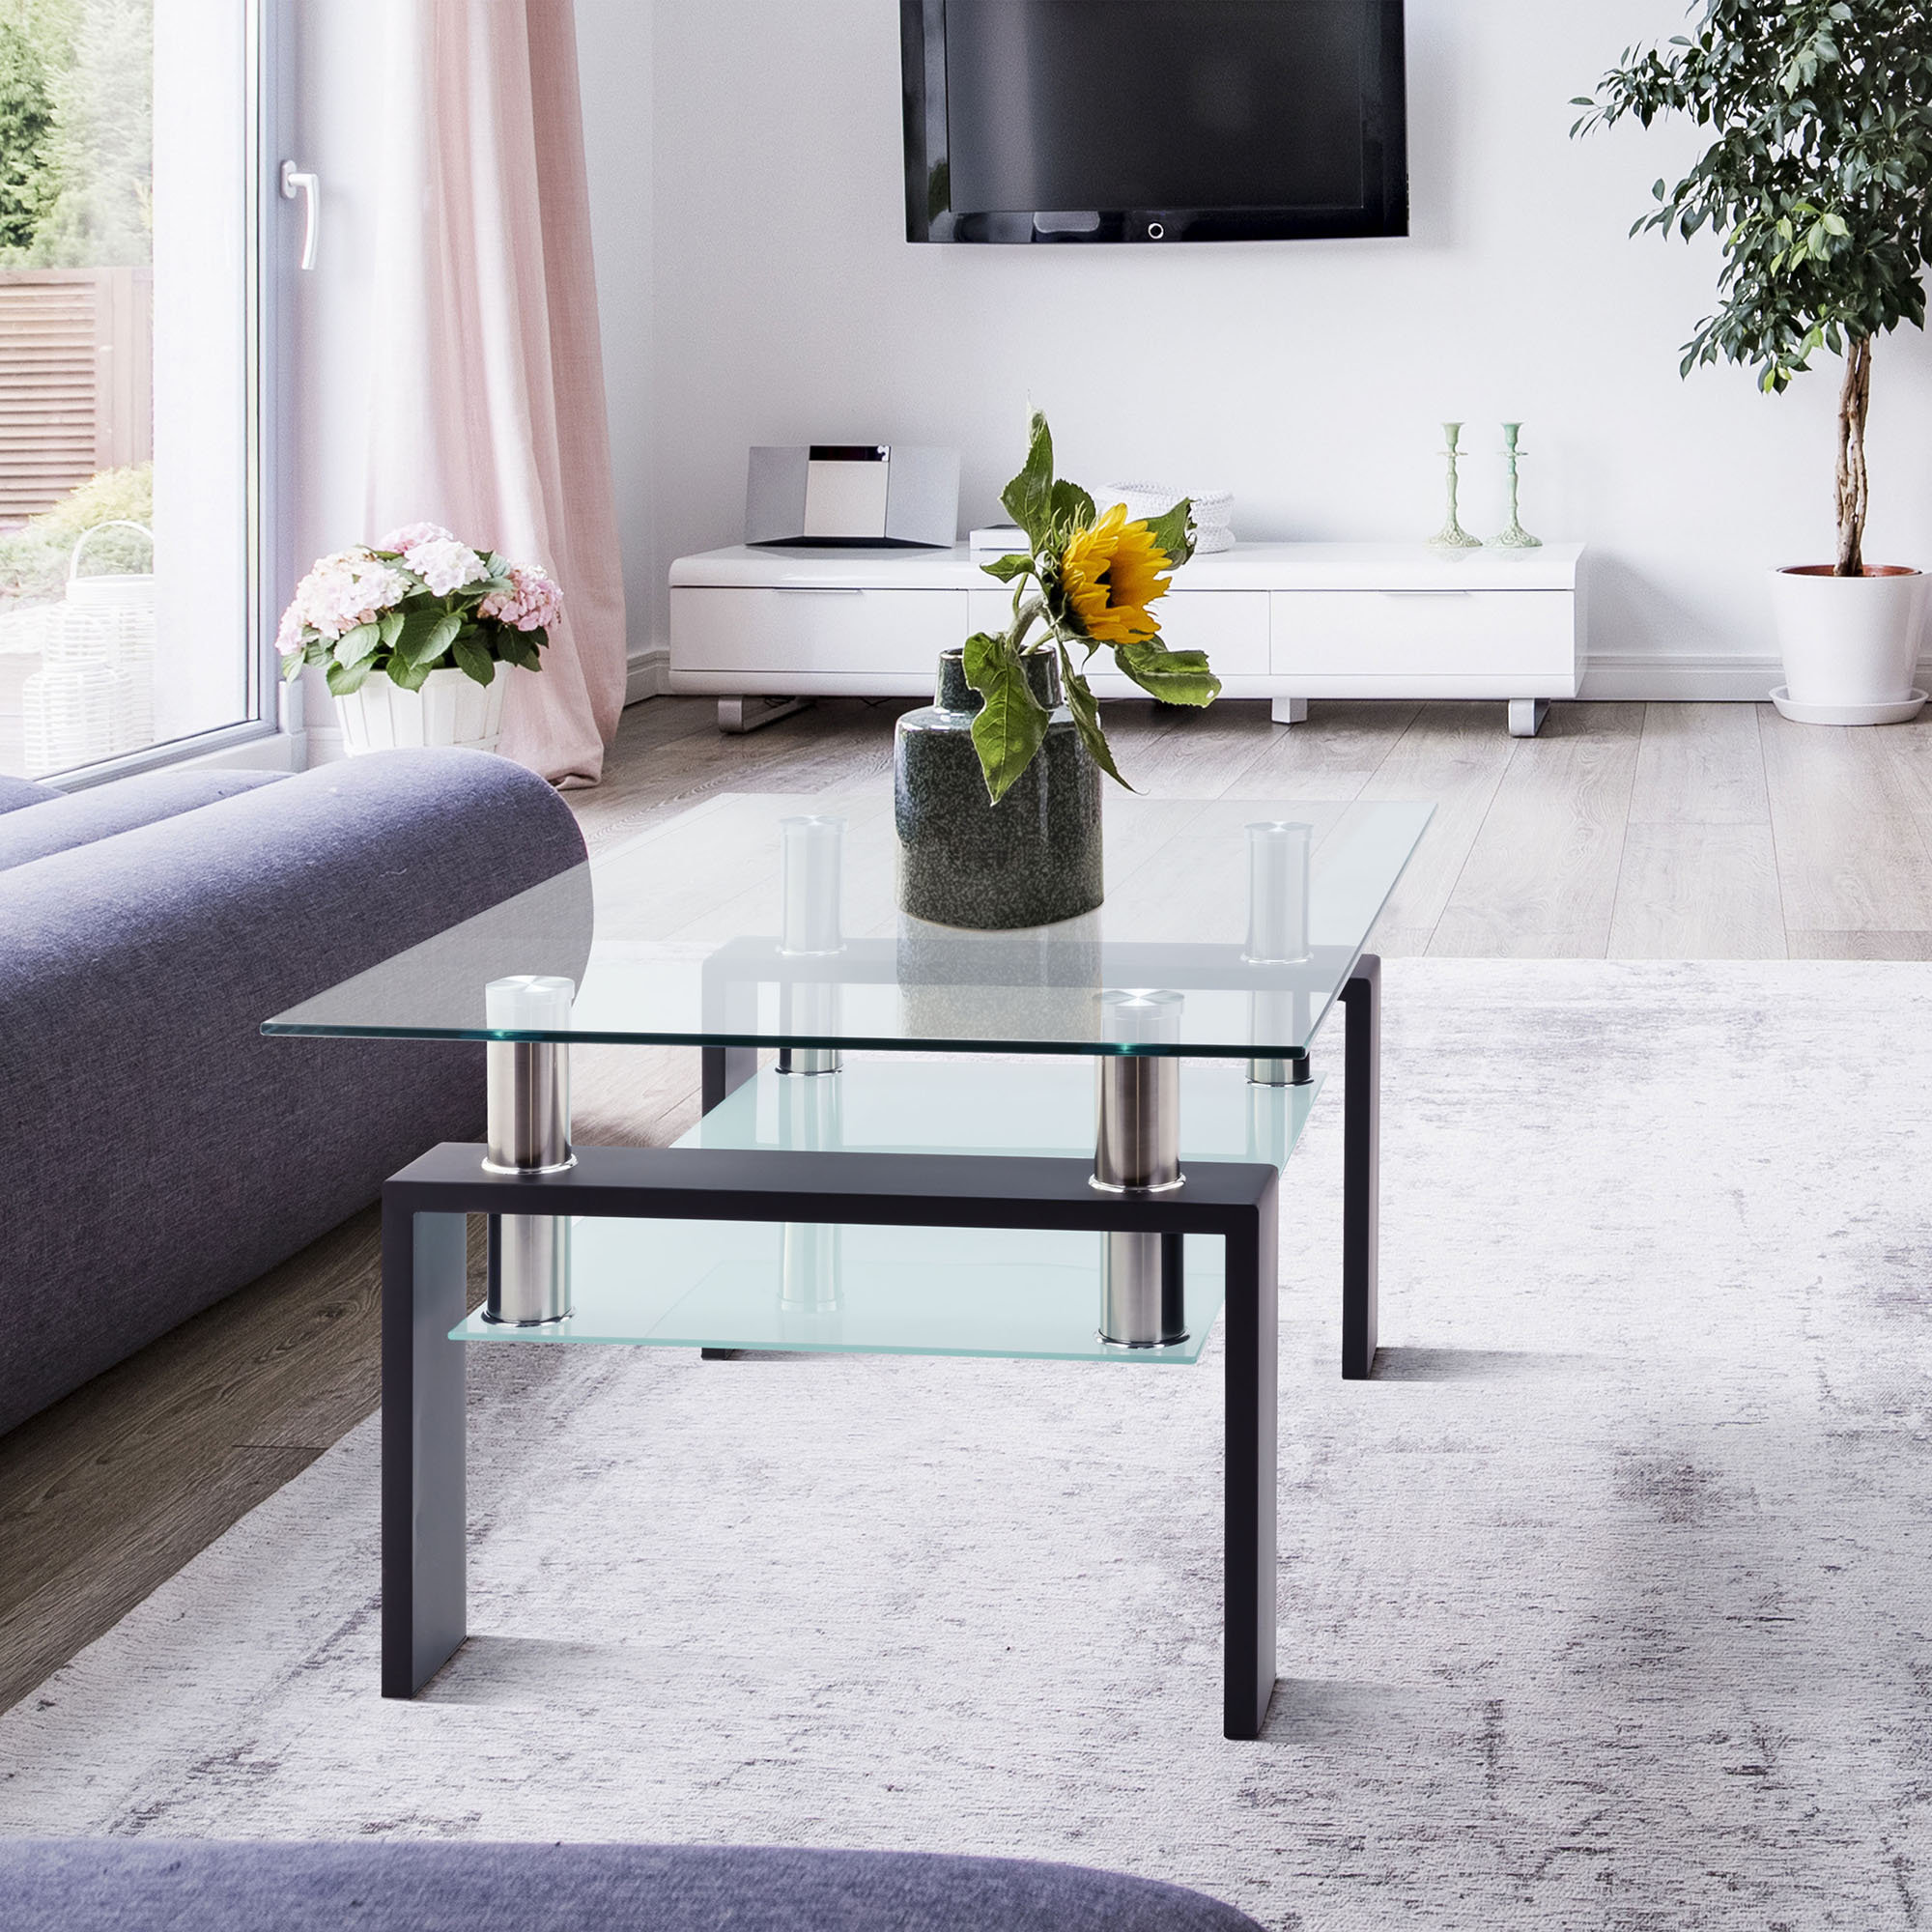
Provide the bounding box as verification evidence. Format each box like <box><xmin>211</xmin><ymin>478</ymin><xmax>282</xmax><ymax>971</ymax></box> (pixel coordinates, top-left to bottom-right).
<box><xmin>1836</xmin><ymin>336</ymin><xmax>1871</xmax><ymax>577</ymax></box>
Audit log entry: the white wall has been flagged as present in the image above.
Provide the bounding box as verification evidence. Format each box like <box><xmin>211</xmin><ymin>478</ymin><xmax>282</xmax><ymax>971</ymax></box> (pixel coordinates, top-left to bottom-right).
<box><xmin>575</xmin><ymin>4</ymin><xmax>656</xmax><ymax>691</ymax></box>
<box><xmin>622</xmin><ymin>0</ymin><xmax>1932</xmax><ymax>690</ymax></box>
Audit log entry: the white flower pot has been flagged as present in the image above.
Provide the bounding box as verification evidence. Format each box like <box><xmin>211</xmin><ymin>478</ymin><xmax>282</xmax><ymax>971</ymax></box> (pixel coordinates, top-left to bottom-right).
<box><xmin>1770</xmin><ymin>565</ymin><xmax>1927</xmax><ymax>725</ymax></box>
<box><xmin>334</xmin><ymin>663</ymin><xmax>506</xmax><ymax>755</ymax></box>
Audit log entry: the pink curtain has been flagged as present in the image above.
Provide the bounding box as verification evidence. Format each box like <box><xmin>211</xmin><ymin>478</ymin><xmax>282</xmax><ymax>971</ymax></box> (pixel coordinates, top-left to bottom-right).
<box><xmin>368</xmin><ymin>0</ymin><xmax>626</xmax><ymax>788</ymax></box>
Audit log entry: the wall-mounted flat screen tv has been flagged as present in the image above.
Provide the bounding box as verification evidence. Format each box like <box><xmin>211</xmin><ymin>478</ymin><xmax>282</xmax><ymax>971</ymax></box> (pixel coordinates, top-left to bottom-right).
<box><xmin>902</xmin><ymin>0</ymin><xmax>1407</xmax><ymax>243</ymax></box>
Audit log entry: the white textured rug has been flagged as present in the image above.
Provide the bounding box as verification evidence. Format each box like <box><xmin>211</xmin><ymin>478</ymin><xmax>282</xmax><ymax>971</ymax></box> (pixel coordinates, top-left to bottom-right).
<box><xmin>2</xmin><ymin>961</ymin><xmax>1928</xmax><ymax>1931</ymax></box>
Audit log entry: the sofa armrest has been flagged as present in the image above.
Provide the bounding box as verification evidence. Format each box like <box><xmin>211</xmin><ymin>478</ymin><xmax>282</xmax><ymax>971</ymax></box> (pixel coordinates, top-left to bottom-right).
<box><xmin>0</xmin><ymin>749</ymin><xmax>590</xmax><ymax>1434</ymax></box>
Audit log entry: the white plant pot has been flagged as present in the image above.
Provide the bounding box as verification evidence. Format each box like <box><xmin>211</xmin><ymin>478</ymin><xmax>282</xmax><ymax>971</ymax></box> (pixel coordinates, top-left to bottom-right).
<box><xmin>1770</xmin><ymin>565</ymin><xmax>1927</xmax><ymax>725</ymax></box>
<box><xmin>334</xmin><ymin>663</ymin><xmax>506</xmax><ymax>755</ymax></box>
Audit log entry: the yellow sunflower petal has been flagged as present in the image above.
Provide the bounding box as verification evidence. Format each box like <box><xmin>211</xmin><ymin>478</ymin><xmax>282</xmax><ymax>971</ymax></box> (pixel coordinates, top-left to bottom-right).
<box><xmin>1062</xmin><ymin>505</ymin><xmax>1173</xmax><ymax>645</ymax></box>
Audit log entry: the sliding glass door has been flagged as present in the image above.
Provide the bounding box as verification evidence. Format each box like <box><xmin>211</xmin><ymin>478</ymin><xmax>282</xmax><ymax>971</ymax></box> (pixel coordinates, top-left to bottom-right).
<box><xmin>0</xmin><ymin>0</ymin><xmax>284</xmax><ymax>783</ymax></box>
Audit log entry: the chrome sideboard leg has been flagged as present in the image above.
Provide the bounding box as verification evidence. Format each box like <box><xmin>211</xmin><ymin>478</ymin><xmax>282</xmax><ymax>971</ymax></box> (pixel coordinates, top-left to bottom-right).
<box><xmin>719</xmin><ymin>696</ymin><xmax>811</xmax><ymax>734</ymax></box>
<box><xmin>1508</xmin><ymin>697</ymin><xmax>1549</xmax><ymax>737</ymax></box>
<box><xmin>1340</xmin><ymin>955</ymin><xmax>1381</xmax><ymax>1380</ymax></box>
<box><xmin>382</xmin><ymin>1208</ymin><xmax>468</xmax><ymax>1698</ymax></box>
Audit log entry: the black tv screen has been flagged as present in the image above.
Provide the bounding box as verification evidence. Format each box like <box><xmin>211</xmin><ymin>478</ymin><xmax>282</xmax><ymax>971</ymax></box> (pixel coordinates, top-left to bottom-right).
<box><xmin>902</xmin><ymin>0</ymin><xmax>1407</xmax><ymax>243</ymax></box>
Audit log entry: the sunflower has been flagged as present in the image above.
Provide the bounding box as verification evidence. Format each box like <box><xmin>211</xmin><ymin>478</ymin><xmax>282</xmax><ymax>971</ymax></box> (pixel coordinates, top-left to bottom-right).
<box><xmin>1058</xmin><ymin>503</ymin><xmax>1173</xmax><ymax>646</ymax></box>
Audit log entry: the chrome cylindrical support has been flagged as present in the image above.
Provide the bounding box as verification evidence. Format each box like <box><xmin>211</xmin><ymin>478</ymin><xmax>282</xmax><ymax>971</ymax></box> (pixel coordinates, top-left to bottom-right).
<box><xmin>781</xmin><ymin>1221</ymin><xmax>843</xmax><ymax>1314</ymax></box>
<box><xmin>1245</xmin><ymin>820</ymin><xmax>1313</xmax><ymax>1087</ymax></box>
<box><xmin>483</xmin><ymin>975</ymin><xmax>575</xmax><ymax>1326</ymax></box>
<box><xmin>780</xmin><ymin>814</ymin><xmax>844</xmax><ymax>1076</ymax></box>
<box><xmin>1093</xmin><ymin>990</ymin><xmax>1187</xmax><ymax>1349</ymax></box>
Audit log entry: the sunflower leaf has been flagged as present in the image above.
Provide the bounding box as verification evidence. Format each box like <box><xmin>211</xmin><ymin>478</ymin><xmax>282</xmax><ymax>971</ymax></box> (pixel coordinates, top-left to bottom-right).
<box><xmin>1000</xmin><ymin>412</ymin><xmax>1056</xmax><ymax>549</ymax></box>
<box><xmin>1056</xmin><ymin>643</ymin><xmax>1134</xmax><ymax>791</ymax></box>
<box><xmin>1142</xmin><ymin>497</ymin><xmax>1197</xmax><ymax>568</ymax></box>
<box><xmin>963</xmin><ymin>629</ymin><xmax>1049</xmax><ymax>805</ymax></box>
<box><xmin>1047</xmin><ymin>478</ymin><xmax>1096</xmax><ymax>542</ymax></box>
<box><xmin>980</xmin><ymin>552</ymin><xmax>1034</xmax><ymax>584</ymax></box>
<box><xmin>1114</xmin><ymin>640</ymin><xmax>1223</xmax><ymax>707</ymax></box>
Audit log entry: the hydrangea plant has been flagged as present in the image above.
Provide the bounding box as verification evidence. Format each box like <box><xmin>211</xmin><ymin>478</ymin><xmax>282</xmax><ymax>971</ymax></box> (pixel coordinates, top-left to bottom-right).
<box><xmin>277</xmin><ymin>524</ymin><xmax>563</xmax><ymax>696</ymax></box>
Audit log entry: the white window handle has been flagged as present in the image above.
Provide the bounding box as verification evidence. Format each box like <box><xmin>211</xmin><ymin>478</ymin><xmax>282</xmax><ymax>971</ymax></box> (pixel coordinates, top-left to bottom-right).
<box><xmin>280</xmin><ymin>161</ymin><xmax>320</xmax><ymax>270</ymax></box>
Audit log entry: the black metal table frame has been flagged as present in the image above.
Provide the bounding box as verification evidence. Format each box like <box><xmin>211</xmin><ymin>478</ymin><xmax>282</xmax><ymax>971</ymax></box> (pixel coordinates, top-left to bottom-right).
<box><xmin>380</xmin><ymin>956</ymin><xmax>1381</xmax><ymax>1741</ymax></box>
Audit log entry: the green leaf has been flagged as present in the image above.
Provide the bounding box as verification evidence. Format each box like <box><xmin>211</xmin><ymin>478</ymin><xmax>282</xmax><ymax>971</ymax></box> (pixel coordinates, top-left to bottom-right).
<box><xmin>452</xmin><ymin>635</ymin><xmax>496</xmax><ymax>686</ymax></box>
<box><xmin>333</xmin><ymin>621</ymin><xmax>382</xmax><ymax>670</ymax></box>
<box><xmin>962</xmin><ymin>629</ymin><xmax>1049</xmax><ymax>805</ymax></box>
<box><xmin>1046</xmin><ymin>477</ymin><xmax>1096</xmax><ymax>540</ymax></box>
<box><xmin>279</xmin><ymin>652</ymin><xmax>305</xmax><ymax>684</ymax></box>
<box><xmin>1055</xmin><ymin>644</ymin><xmax>1133</xmax><ymax>791</ymax></box>
<box><xmin>325</xmin><ymin>657</ymin><xmax>372</xmax><ymax>698</ymax></box>
<box><xmin>1113</xmin><ymin>640</ymin><xmax>1223</xmax><ymax>707</ymax></box>
<box><xmin>400</xmin><ymin>608</ymin><xmax>462</xmax><ymax>668</ymax></box>
<box><xmin>999</xmin><ymin>412</ymin><xmax>1056</xmax><ymax>548</ymax></box>
<box><xmin>980</xmin><ymin>552</ymin><xmax>1034</xmax><ymax>584</ymax></box>
<box><xmin>377</xmin><ymin>609</ymin><xmax>406</xmax><ymax>650</ymax></box>
<box><xmin>1140</xmin><ymin>497</ymin><xmax>1197</xmax><ymax>569</ymax></box>
<box><xmin>385</xmin><ymin>653</ymin><xmax>433</xmax><ymax>693</ymax></box>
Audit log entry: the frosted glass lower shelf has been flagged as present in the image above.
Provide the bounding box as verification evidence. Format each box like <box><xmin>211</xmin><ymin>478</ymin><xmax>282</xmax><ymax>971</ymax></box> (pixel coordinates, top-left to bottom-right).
<box><xmin>453</xmin><ymin>1217</ymin><xmax>1227</xmax><ymax>1365</ymax></box>
<box><xmin>453</xmin><ymin>1055</ymin><xmax>1318</xmax><ymax>1364</ymax></box>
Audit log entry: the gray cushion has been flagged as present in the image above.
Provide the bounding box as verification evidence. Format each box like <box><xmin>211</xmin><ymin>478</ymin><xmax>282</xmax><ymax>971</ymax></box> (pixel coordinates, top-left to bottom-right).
<box><xmin>0</xmin><ymin>1841</ymin><xmax>1265</xmax><ymax>1932</ymax></box>
<box><xmin>0</xmin><ymin>767</ymin><xmax>287</xmax><ymax>871</ymax></box>
<box><xmin>0</xmin><ymin>748</ymin><xmax>589</xmax><ymax>1434</ymax></box>
<box><xmin>0</xmin><ymin>773</ymin><xmax>62</xmax><ymax>814</ymax></box>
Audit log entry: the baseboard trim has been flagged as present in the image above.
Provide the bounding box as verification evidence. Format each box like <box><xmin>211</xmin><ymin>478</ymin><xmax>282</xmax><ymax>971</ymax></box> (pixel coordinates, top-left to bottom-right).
<box><xmin>1575</xmin><ymin>654</ymin><xmax>1932</xmax><ymax>702</ymax></box>
<box><xmin>626</xmin><ymin>647</ymin><xmax>669</xmax><ymax>707</ymax></box>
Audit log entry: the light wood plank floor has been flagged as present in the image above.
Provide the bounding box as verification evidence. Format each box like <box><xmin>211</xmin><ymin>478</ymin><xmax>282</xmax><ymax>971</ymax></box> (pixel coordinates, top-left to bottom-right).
<box><xmin>6</xmin><ymin>694</ymin><xmax>1929</xmax><ymax>1714</ymax></box>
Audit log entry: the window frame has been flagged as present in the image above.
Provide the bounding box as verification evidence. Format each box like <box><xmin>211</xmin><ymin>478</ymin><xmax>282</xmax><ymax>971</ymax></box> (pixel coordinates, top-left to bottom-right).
<box><xmin>49</xmin><ymin>0</ymin><xmax>297</xmax><ymax>792</ymax></box>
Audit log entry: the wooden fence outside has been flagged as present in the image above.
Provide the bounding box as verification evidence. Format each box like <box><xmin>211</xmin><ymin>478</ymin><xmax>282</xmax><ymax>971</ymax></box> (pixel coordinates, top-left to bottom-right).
<box><xmin>0</xmin><ymin>269</ymin><xmax>154</xmax><ymax>524</ymax></box>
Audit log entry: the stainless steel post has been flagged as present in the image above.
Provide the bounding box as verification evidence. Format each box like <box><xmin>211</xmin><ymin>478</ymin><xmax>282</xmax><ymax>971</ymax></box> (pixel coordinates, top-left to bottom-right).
<box><xmin>778</xmin><ymin>1058</ymin><xmax>843</xmax><ymax>1313</ymax></box>
<box><xmin>779</xmin><ymin>814</ymin><xmax>844</xmax><ymax>1076</ymax></box>
<box><xmin>483</xmin><ymin>975</ymin><xmax>575</xmax><ymax>1326</ymax></box>
<box><xmin>1093</xmin><ymin>990</ymin><xmax>1187</xmax><ymax>1349</ymax></box>
<box><xmin>1244</xmin><ymin>821</ymin><xmax>1313</xmax><ymax>1087</ymax></box>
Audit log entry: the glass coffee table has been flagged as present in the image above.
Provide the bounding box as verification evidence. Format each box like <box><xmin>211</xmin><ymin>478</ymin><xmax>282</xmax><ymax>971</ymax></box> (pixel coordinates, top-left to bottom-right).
<box><xmin>266</xmin><ymin>789</ymin><xmax>1430</xmax><ymax>1738</ymax></box>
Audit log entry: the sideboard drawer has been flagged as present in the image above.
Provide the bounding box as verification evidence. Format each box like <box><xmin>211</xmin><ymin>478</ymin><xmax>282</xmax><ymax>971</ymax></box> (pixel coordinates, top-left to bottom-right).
<box><xmin>1271</xmin><ymin>590</ymin><xmax>1577</xmax><ymax>679</ymax></box>
<box><xmin>964</xmin><ymin>589</ymin><xmax>1270</xmax><ymax>678</ymax></box>
<box><xmin>673</xmin><ymin>587</ymin><xmax>969</xmax><ymax>676</ymax></box>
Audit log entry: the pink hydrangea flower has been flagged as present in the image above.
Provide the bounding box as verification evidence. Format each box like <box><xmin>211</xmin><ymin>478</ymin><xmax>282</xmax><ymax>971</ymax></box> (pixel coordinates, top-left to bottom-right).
<box><xmin>377</xmin><ymin>522</ymin><xmax>455</xmax><ymax>554</ymax></box>
<box><xmin>405</xmin><ymin>536</ymin><xmax>487</xmax><ymax>597</ymax></box>
<box><xmin>481</xmin><ymin>562</ymin><xmax>563</xmax><ymax>633</ymax></box>
<box><xmin>280</xmin><ymin>547</ymin><xmax>412</xmax><ymax>643</ymax></box>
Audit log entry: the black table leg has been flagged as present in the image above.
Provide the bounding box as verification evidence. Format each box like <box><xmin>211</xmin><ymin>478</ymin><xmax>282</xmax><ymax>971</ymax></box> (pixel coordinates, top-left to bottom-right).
<box><xmin>382</xmin><ymin>1208</ymin><xmax>469</xmax><ymax>1698</ymax></box>
<box><xmin>1223</xmin><ymin>1185</ymin><xmax>1280</xmax><ymax>1740</ymax></box>
<box><xmin>1341</xmin><ymin>954</ymin><xmax>1381</xmax><ymax>1380</ymax></box>
<box><xmin>701</xmin><ymin>1045</ymin><xmax>758</xmax><ymax>1116</ymax></box>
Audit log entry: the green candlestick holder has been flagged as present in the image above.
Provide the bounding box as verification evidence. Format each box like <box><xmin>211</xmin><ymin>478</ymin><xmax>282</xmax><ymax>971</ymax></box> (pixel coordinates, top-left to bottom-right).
<box><xmin>1429</xmin><ymin>422</ymin><xmax>1482</xmax><ymax>551</ymax></box>
<box><xmin>1490</xmin><ymin>422</ymin><xmax>1542</xmax><ymax>550</ymax></box>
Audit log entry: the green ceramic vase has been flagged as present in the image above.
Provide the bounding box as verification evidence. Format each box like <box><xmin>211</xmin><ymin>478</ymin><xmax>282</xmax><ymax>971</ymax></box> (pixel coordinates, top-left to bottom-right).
<box><xmin>894</xmin><ymin>647</ymin><xmax>1104</xmax><ymax>930</ymax></box>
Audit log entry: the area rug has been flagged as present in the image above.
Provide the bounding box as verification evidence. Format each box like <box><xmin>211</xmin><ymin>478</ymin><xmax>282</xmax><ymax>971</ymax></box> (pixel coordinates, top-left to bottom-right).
<box><xmin>1</xmin><ymin>960</ymin><xmax>1926</xmax><ymax>1931</ymax></box>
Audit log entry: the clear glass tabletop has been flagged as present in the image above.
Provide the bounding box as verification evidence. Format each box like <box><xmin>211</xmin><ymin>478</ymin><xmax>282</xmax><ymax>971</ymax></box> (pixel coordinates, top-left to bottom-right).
<box><xmin>264</xmin><ymin>790</ymin><xmax>1430</xmax><ymax>1060</ymax></box>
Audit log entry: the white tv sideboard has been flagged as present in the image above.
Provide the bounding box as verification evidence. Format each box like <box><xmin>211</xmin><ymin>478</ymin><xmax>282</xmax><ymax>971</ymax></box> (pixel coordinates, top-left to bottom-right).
<box><xmin>668</xmin><ymin>541</ymin><xmax>1586</xmax><ymax>737</ymax></box>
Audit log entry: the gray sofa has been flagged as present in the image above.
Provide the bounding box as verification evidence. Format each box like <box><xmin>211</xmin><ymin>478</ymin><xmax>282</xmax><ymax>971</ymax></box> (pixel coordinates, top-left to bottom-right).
<box><xmin>0</xmin><ymin>750</ymin><xmax>587</xmax><ymax>1436</ymax></box>
<box><xmin>0</xmin><ymin>1841</ymin><xmax>1265</xmax><ymax>1931</ymax></box>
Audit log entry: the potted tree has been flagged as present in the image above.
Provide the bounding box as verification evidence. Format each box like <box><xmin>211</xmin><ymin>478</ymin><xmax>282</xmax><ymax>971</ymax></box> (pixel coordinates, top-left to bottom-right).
<box><xmin>1577</xmin><ymin>3</ymin><xmax>1932</xmax><ymax>723</ymax></box>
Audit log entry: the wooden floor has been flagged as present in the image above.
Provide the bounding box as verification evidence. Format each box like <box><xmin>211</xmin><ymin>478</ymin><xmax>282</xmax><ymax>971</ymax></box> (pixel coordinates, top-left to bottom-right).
<box><xmin>6</xmin><ymin>694</ymin><xmax>1930</xmax><ymax>1715</ymax></box>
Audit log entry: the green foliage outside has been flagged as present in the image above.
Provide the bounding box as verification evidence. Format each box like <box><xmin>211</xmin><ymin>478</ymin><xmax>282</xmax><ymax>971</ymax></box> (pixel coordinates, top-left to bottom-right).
<box><xmin>1575</xmin><ymin>1</ymin><xmax>1932</xmax><ymax>575</ymax></box>
<box><xmin>0</xmin><ymin>459</ymin><xmax>150</xmax><ymax>605</ymax></box>
<box><xmin>0</xmin><ymin>21</ymin><xmax>56</xmax><ymax>251</ymax></box>
<box><xmin>0</xmin><ymin>0</ymin><xmax>150</xmax><ymax>269</ymax></box>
